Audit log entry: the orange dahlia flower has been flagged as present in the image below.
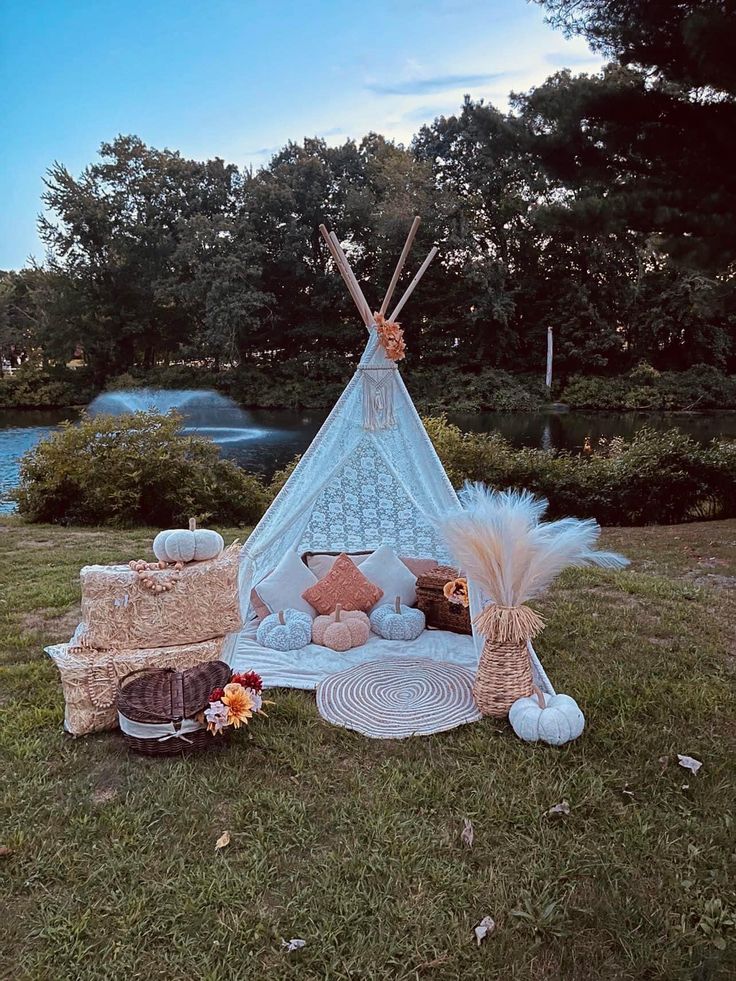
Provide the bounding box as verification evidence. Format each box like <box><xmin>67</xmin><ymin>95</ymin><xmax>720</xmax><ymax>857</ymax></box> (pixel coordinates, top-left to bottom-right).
<box><xmin>443</xmin><ymin>577</ymin><xmax>469</xmax><ymax>608</ymax></box>
<box><xmin>374</xmin><ymin>312</ymin><xmax>406</xmax><ymax>362</ymax></box>
<box><xmin>221</xmin><ymin>683</ymin><xmax>255</xmax><ymax>728</ymax></box>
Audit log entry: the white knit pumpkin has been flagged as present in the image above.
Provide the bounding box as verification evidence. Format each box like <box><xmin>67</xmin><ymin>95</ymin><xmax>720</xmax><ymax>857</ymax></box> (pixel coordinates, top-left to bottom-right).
<box><xmin>256</xmin><ymin>609</ymin><xmax>312</xmax><ymax>651</ymax></box>
<box><xmin>370</xmin><ymin>595</ymin><xmax>425</xmax><ymax>640</ymax></box>
<box><xmin>509</xmin><ymin>688</ymin><xmax>585</xmax><ymax>746</ymax></box>
<box><xmin>153</xmin><ymin>519</ymin><xmax>224</xmax><ymax>563</ymax></box>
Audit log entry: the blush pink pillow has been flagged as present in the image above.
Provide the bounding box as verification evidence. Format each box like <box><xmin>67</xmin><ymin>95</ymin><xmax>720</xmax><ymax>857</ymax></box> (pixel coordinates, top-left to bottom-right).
<box><xmin>401</xmin><ymin>557</ymin><xmax>439</xmax><ymax>577</ymax></box>
<box><xmin>305</xmin><ymin>552</ymin><xmax>439</xmax><ymax>580</ymax></box>
<box><xmin>302</xmin><ymin>552</ymin><xmax>384</xmax><ymax>615</ymax></box>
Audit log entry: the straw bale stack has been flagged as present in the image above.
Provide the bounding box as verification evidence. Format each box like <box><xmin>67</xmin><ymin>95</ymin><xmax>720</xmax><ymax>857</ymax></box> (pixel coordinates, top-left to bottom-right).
<box><xmin>47</xmin><ymin>637</ymin><xmax>227</xmax><ymax>736</ymax></box>
<box><xmin>78</xmin><ymin>543</ymin><xmax>241</xmax><ymax>651</ymax></box>
<box><xmin>46</xmin><ymin>540</ymin><xmax>243</xmax><ymax>735</ymax></box>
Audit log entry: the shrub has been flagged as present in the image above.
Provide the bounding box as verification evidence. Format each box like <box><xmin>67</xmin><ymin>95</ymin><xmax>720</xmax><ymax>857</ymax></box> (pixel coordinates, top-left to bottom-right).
<box><xmin>560</xmin><ymin>375</ymin><xmax>631</xmax><ymax>410</ymax></box>
<box><xmin>0</xmin><ymin>363</ymin><xmax>96</xmax><ymax>409</ymax></box>
<box><xmin>424</xmin><ymin>415</ymin><xmax>736</xmax><ymax>525</ymax></box>
<box><xmin>410</xmin><ymin>367</ymin><xmax>544</xmax><ymax>413</ymax></box>
<box><xmin>266</xmin><ymin>455</ymin><xmax>301</xmax><ymax>501</ymax></box>
<box><xmin>562</xmin><ymin>366</ymin><xmax>736</xmax><ymax>411</ymax></box>
<box><xmin>14</xmin><ymin>411</ymin><xmax>267</xmax><ymax>527</ymax></box>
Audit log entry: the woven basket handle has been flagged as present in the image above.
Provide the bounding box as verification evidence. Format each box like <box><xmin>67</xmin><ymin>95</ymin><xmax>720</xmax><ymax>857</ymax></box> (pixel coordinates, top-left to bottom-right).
<box><xmin>119</xmin><ymin>666</ymin><xmax>170</xmax><ymax>689</ymax></box>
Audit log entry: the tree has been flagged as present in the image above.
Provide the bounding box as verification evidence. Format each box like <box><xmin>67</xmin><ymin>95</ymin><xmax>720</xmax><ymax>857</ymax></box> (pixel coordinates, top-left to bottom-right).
<box><xmin>0</xmin><ymin>268</ymin><xmax>48</xmax><ymax>374</ymax></box>
<box><xmin>529</xmin><ymin>2</ymin><xmax>736</xmax><ymax>270</ymax></box>
<box><xmin>39</xmin><ymin>136</ymin><xmax>269</xmax><ymax>379</ymax></box>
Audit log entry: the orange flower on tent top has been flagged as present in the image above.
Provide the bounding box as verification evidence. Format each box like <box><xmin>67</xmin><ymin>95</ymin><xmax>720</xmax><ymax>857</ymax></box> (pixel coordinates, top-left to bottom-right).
<box><xmin>374</xmin><ymin>312</ymin><xmax>406</xmax><ymax>362</ymax></box>
<box><xmin>221</xmin><ymin>682</ymin><xmax>255</xmax><ymax>728</ymax></box>
<box><xmin>443</xmin><ymin>577</ymin><xmax>469</xmax><ymax>608</ymax></box>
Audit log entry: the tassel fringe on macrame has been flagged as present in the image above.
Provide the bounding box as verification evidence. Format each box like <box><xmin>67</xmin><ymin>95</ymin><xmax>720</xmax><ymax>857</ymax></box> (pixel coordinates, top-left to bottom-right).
<box><xmin>361</xmin><ymin>366</ymin><xmax>397</xmax><ymax>431</ymax></box>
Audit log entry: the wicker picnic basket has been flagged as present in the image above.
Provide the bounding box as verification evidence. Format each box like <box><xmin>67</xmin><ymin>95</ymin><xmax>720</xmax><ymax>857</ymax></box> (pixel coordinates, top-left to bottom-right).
<box><xmin>415</xmin><ymin>565</ymin><xmax>472</xmax><ymax>635</ymax></box>
<box><xmin>117</xmin><ymin>660</ymin><xmax>232</xmax><ymax>756</ymax></box>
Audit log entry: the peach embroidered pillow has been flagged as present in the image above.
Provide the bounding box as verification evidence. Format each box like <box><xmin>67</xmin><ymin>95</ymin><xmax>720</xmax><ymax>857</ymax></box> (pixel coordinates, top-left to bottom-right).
<box><xmin>302</xmin><ymin>552</ymin><xmax>383</xmax><ymax>615</ymax></box>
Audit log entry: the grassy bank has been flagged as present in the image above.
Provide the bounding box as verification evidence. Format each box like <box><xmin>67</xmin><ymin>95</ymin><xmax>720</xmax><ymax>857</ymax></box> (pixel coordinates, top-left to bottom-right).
<box><xmin>1</xmin><ymin>518</ymin><xmax>735</xmax><ymax>979</ymax></box>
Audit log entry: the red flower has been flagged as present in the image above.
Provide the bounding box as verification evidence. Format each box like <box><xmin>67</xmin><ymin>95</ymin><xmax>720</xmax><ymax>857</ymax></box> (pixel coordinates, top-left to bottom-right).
<box><xmin>231</xmin><ymin>670</ymin><xmax>263</xmax><ymax>693</ymax></box>
<box><xmin>209</xmin><ymin>687</ymin><xmax>225</xmax><ymax>702</ymax></box>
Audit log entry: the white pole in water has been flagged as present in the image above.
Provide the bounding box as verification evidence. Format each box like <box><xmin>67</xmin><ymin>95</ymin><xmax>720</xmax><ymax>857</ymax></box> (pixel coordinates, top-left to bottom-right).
<box><xmin>545</xmin><ymin>326</ymin><xmax>553</xmax><ymax>391</ymax></box>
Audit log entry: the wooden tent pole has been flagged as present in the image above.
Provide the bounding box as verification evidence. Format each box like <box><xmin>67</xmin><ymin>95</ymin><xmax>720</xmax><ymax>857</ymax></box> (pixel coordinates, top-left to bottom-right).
<box><xmin>380</xmin><ymin>215</ymin><xmax>421</xmax><ymax>317</ymax></box>
<box><xmin>388</xmin><ymin>246</ymin><xmax>439</xmax><ymax>322</ymax></box>
<box><xmin>319</xmin><ymin>224</ymin><xmax>370</xmax><ymax>326</ymax></box>
<box><xmin>329</xmin><ymin>231</ymin><xmax>373</xmax><ymax>325</ymax></box>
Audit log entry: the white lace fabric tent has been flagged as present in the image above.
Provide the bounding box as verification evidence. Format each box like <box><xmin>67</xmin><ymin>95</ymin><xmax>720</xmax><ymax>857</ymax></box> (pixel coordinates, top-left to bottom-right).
<box><xmin>227</xmin><ymin>220</ymin><xmax>553</xmax><ymax>695</ymax></box>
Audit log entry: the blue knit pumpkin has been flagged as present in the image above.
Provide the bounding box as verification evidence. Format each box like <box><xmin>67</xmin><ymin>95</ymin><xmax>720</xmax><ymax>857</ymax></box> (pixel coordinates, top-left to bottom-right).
<box><xmin>370</xmin><ymin>596</ymin><xmax>425</xmax><ymax>640</ymax></box>
<box><xmin>257</xmin><ymin>608</ymin><xmax>312</xmax><ymax>651</ymax></box>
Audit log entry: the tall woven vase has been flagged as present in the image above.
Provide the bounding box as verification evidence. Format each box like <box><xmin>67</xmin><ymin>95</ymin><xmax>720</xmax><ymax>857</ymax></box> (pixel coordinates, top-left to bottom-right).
<box><xmin>472</xmin><ymin>603</ymin><xmax>544</xmax><ymax>718</ymax></box>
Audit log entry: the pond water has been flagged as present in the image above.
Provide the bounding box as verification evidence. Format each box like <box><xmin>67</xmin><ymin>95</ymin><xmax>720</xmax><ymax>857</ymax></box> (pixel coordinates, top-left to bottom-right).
<box><xmin>2</xmin><ymin>387</ymin><xmax>735</xmax><ymax>513</ymax></box>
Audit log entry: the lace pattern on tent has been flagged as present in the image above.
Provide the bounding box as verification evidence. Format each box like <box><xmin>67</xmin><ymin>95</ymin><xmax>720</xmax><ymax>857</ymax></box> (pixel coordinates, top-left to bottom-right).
<box><xmin>299</xmin><ymin>437</ymin><xmax>450</xmax><ymax>559</ymax></box>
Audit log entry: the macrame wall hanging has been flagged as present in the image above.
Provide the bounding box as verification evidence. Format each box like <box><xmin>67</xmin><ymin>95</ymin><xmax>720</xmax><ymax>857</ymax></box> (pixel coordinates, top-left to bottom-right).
<box><xmin>361</xmin><ymin>365</ymin><xmax>397</xmax><ymax>431</ymax></box>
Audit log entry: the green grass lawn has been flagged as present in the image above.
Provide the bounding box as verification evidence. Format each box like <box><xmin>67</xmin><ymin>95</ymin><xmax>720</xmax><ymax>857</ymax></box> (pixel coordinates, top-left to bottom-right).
<box><xmin>1</xmin><ymin>518</ymin><xmax>735</xmax><ymax>980</ymax></box>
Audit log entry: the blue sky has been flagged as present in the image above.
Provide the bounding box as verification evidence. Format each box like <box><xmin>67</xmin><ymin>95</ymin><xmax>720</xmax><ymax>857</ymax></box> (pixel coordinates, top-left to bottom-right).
<box><xmin>1</xmin><ymin>0</ymin><xmax>600</xmax><ymax>269</ymax></box>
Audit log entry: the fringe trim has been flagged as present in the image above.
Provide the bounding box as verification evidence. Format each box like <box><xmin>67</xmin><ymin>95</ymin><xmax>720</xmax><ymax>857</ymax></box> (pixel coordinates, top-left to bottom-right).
<box><xmin>361</xmin><ymin>368</ymin><xmax>396</xmax><ymax>431</ymax></box>
<box><xmin>473</xmin><ymin>603</ymin><xmax>545</xmax><ymax>643</ymax></box>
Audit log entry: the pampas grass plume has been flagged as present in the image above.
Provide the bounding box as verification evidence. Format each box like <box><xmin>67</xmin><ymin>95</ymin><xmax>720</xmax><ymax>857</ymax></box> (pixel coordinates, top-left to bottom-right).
<box><xmin>439</xmin><ymin>485</ymin><xmax>629</xmax><ymax>607</ymax></box>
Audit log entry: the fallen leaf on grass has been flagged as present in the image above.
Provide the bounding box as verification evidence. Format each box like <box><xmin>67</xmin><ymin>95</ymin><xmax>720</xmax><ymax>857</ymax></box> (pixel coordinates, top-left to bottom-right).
<box><xmin>545</xmin><ymin>800</ymin><xmax>571</xmax><ymax>819</ymax></box>
<box><xmin>0</xmin><ymin>846</ymin><xmax>12</xmax><ymax>858</ymax></box>
<box><xmin>677</xmin><ymin>755</ymin><xmax>702</xmax><ymax>775</ymax></box>
<box><xmin>461</xmin><ymin>818</ymin><xmax>474</xmax><ymax>849</ymax></box>
<box><xmin>215</xmin><ymin>831</ymin><xmax>231</xmax><ymax>851</ymax></box>
<box><xmin>281</xmin><ymin>938</ymin><xmax>306</xmax><ymax>953</ymax></box>
<box><xmin>658</xmin><ymin>755</ymin><xmax>670</xmax><ymax>770</ymax></box>
<box><xmin>474</xmin><ymin>915</ymin><xmax>496</xmax><ymax>946</ymax></box>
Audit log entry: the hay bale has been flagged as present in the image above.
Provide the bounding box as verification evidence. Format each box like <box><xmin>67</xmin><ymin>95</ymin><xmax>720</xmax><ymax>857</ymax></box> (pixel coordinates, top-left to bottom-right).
<box><xmin>47</xmin><ymin>636</ymin><xmax>227</xmax><ymax>736</ymax></box>
<box><xmin>78</xmin><ymin>543</ymin><xmax>241</xmax><ymax>652</ymax></box>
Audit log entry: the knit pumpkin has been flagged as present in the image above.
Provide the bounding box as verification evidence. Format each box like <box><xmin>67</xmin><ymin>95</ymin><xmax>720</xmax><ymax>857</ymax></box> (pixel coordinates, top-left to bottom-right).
<box><xmin>256</xmin><ymin>609</ymin><xmax>312</xmax><ymax>652</ymax></box>
<box><xmin>370</xmin><ymin>595</ymin><xmax>425</xmax><ymax>641</ymax></box>
<box><xmin>153</xmin><ymin>519</ymin><xmax>224</xmax><ymax>564</ymax></box>
<box><xmin>509</xmin><ymin>687</ymin><xmax>585</xmax><ymax>746</ymax></box>
<box><xmin>312</xmin><ymin>605</ymin><xmax>370</xmax><ymax>652</ymax></box>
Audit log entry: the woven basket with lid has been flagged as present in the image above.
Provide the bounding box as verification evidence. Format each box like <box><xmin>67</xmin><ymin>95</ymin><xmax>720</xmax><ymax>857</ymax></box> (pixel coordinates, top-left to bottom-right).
<box><xmin>118</xmin><ymin>660</ymin><xmax>232</xmax><ymax>756</ymax></box>
<box><xmin>415</xmin><ymin>565</ymin><xmax>472</xmax><ymax>635</ymax></box>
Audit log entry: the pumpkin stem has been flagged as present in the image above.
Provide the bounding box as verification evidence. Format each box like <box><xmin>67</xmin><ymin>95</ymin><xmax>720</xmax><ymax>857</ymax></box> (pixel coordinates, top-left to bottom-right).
<box><xmin>278</xmin><ymin>610</ymin><xmax>285</xmax><ymax>625</ymax></box>
<box><xmin>188</xmin><ymin>517</ymin><xmax>197</xmax><ymax>531</ymax></box>
<box><xmin>532</xmin><ymin>684</ymin><xmax>546</xmax><ymax>709</ymax></box>
<box><xmin>334</xmin><ymin>604</ymin><xmax>342</xmax><ymax>623</ymax></box>
<box><xmin>394</xmin><ymin>595</ymin><xmax>401</xmax><ymax>614</ymax></box>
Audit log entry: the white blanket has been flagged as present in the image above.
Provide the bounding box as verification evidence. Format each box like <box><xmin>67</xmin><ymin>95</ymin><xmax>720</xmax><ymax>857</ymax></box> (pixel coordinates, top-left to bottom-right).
<box><xmin>225</xmin><ymin>619</ymin><xmax>479</xmax><ymax>690</ymax></box>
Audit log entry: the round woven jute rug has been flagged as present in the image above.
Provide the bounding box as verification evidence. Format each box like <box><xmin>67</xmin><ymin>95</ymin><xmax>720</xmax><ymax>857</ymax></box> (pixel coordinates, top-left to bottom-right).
<box><xmin>316</xmin><ymin>658</ymin><xmax>482</xmax><ymax>739</ymax></box>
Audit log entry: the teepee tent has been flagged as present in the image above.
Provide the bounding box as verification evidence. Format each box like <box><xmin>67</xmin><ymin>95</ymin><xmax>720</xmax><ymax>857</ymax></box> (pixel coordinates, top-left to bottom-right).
<box><xmin>229</xmin><ymin>219</ymin><xmax>554</xmax><ymax>694</ymax></box>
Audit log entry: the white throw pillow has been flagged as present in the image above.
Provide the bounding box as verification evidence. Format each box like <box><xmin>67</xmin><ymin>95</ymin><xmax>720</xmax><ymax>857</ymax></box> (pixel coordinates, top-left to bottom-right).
<box><xmin>306</xmin><ymin>551</ymin><xmax>371</xmax><ymax>579</ymax></box>
<box><xmin>359</xmin><ymin>544</ymin><xmax>417</xmax><ymax>613</ymax></box>
<box><xmin>255</xmin><ymin>550</ymin><xmax>318</xmax><ymax>617</ymax></box>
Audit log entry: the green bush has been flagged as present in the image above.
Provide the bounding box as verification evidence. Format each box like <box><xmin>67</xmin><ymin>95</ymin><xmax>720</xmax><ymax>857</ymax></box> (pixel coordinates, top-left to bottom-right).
<box><xmin>409</xmin><ymin>367</ymin><xmax>545</xmax><ymax>413</ymax></box>
<box><xmin>14</xmin><ymin>411</ymin><xmax>267</xmax><ymax>527</ymax></box>
<box><xmin>562</xmin><ymin>365</ymin><xmax>736</xmax><ymax>411</ymax></box>
<box><xmin>425</xmin><ymin>415</ymin><xmax>736</xmax><ymax>525</ymax></box>
<box><xmin>0</xmin><ymin>363</ymin><xmax>96</xmax><ymax>409</ymax></box>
